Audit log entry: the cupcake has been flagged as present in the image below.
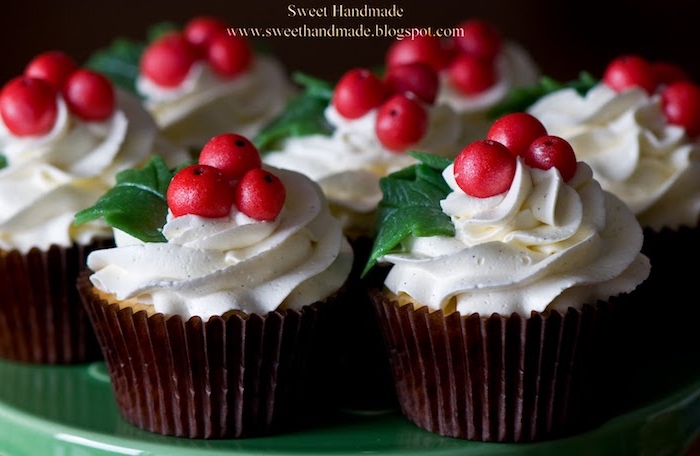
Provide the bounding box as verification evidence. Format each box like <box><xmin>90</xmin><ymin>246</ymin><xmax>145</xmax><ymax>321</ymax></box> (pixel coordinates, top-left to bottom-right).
<box><xmin>75</xmin><ymin>133</ymin><xmax>353</xmax><ymax>438</ymax></box>
<box><xmin>89</xmin><ymin>16</ymin><xmax>295</xmax><ymax>152</ymax></box>
<box><xmin>384</xmin><ymin>18</ymin><xmax>540</xmax><ymax>143</ymax></box>
<box><xmin>0</xmin><ymin>51</ymin><xmax>189</xmax><ymax>364</ymax></box>
<box><xmin>259</xmin><ymin>65</ymin><xmax>470</xmax><ymax>409</ymax></box>
<box><xmin>523</xmin><ymin>55</ymin><xmax>700</xmax><ymax>380</ymax></box>
<box><xmin>362</xmin><ymin>113</ymin><xmax>650</xmax><ymax>441</ymax></box>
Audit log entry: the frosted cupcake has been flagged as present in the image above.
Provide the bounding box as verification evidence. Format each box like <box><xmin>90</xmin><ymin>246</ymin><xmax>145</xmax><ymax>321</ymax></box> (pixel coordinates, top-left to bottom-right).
<box><xmin>0</xmin><ymin>51</ymin><xmax>189</xmax><ymax>363</ymax></box>
<box><xmin>363</xmin><ymin>113</ymin><xmax>650</xmax><ymax>441</ymax></box>
<box><xmin>75</xmin><ymin>133</ymin><xmax>353</xmax><ymax>438</ymax></box>
<box><xmin>384</xmin><ymin>18</ymin><xmax>540</xmax><ymax>142</ymax></box>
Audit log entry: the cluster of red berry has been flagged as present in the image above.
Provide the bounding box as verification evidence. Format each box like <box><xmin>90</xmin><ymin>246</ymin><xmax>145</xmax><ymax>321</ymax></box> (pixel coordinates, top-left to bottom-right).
<box><xmin>331</xmin><ymin>64</ymin><xmax>438</xmax><ymax>152</ymax></box>
<box><xmin>166</xmin><ymin>133</ymin><xmax>286</xmax><ymax>221</ymax></box>
<box><xmin>453</xmin><ymin>112</ymin><xmax>577</xmax><ymax>198</ymax></box>
<box><xmin>385</xmin><ymin>19</ymin><xmax>504</xmax><ymax>96</ymax></box>
<box><xmin>602</xmin><ymin>54</ymin><xmax>700</xmax><ymax>137</ymax></box>
<box><xmin>140</xmin><ymin>16</ymin><xmax>252</xmax><ymax>88</ymax></box>
<box><xmin>0</xmin><ymin>51</ymin><xmax>115</xmax><ymax>136</ymax></box>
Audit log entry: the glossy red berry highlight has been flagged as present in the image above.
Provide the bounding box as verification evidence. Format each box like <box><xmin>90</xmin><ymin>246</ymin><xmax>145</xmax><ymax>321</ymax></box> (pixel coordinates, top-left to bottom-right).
<box><xmin>447</xmin><ymin>54</ymin><xmax>497</xmax><ymax>95</ymax></box>
<box><xmin>486</xmin><ymin>112</ymin><xmax>548</xmax><ymax>157</ymax></box>
<box><xmin>140</xmin><ymin>32</ymin><xmax>198</xmax><ymax>88</ymax></box>
<box><xmin>206</xmin><ymin>33</ymin><xmax>253</xmax><ymax>78</ymax></box>
<box><xmin>199</xmin><ymin>133</ymin><xmax>262</xmax><ymax>180</ymax></box>
<box><xmin>184</xmin><ymin>16</ymin><xmax>227</xmax><ymax>55</ymax></box>
<box><xmin>385</xmin><ymin>35</ymin><xmax>452</xmax><ymax>72</ymax></box>
<box><xmin>167</xmin><ymin>164</ymin><xmax>235</xmax><ymax>218</ymax></box>
<box><xmin>235</xmin><ymin>168</ymin><xmax>286</xmax><ymax>221</ymax></box>
<box><xmin>63</xmin><ymin>69</ymin><xmax>116</xmax><ymax>121</ymax></box>
<box><xmin>602</xmin><ymin>55</ymin><xmax>656</xmax><ymax>95</ymax></box>
<box><xmin>453</xmin><ymin>19</ymin><xmax>503</xmax><ymax>62</ymax></box>
<box><xmin>523</xmin><ymin>135</ymin><xmax>577</xmax><ymax>181</ymax></box>
<box><xmin>24</xmin><ymin>51</ymin><xmax>78</xmax><ymax>91</ymax></box>
<box><xmin>383</xmin><ymin>62</ymin><xmax>439</xmax><ymax>105</ymax></box>
<box><xmin>661</xmin><ymin>81</ymin><xmax>700</xmax><ymax>138</ymax></box>
<box><xmin>453</xmin><ymin>139</ymin><xmax>517</xmax><ymax>198</ymax></box>
<box><xmin>0</xmin><ymin>76</ymin><xmax>58</xmax><ymax>136</ymax></box>
<box><xmin>332</xmin><ymin>68</ymin><xmax>387</xmax><ymax>119</ymax></box>
<box><xmin>375</xmin><ymin>94</ymin><xmax>428</xmax><ymax>152</ymax></box>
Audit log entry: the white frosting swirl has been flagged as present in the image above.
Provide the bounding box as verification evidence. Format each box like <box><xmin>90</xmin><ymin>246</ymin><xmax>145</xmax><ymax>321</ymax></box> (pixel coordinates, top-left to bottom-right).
<box><xmin>87</xmin><ymin>166</ymin><xmax>353</xmax><ymax>320</ymax></box>
<box><xmin>263</xmin><ymin>102</ymin><xmax>469</xmax><ymax>236</ymax></box>
<box><xmin>0</xmin><ymin>89</ymin><xmax>189</xmax><ymax>252</ymax></box>
<box><xmin>137</xmin><ymin>56</ymin><xmax>295</xmax><ymax>150</ymax></box>
<box><xmin>437</xmin><ymin>42</ymin><xmax>540</xmax><ymax>143</ymax></box>
<box><xmin>378</xmin><ymin>159</ymin><xmax>650</xmax><ymax>317</ymax></box>
<box><xmin>528</xmin><ymin>83</ymin><xmax>700</xmax><ymax>231</ymax></box>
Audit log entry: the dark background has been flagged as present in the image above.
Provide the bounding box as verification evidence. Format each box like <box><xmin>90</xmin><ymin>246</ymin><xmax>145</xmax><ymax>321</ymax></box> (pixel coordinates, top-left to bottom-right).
<box><xmin>3</xmin><ymin>0</ymin><xmax>700</xmax><ymax>87</ymax></box>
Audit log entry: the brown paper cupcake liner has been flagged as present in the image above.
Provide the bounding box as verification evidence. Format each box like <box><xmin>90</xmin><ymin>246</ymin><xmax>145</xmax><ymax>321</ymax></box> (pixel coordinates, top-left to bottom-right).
<box><xmin>370</xmin><ymin>289</ymin><xmax>620</xmax><ymax>442</ymax></box>
<box><xmin>77</xmin><ymin>269</ymin><xmax>330</xmax><ymax>439</ymax></box>
<box><xmin>0</xmin><ymin>241</ymin><xmax>112</xmax><ymax>364</ymax></box>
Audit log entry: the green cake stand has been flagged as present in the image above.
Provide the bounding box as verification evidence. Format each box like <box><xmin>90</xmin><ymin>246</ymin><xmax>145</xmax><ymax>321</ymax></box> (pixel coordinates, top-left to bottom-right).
<box><xmin>0</xmin><ymin>358</ymin><xmax>699</xmax><ymax>456</ymax></box>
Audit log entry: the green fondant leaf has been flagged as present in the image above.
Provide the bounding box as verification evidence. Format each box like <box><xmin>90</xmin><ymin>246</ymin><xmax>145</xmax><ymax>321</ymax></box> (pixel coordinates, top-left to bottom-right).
<box><xmin>488</xmin><ymin>71</ymin><xmax>599</xmax><ymax>120</ymax></box>
<box><xmin>73</xmin><ymin>156</ymin><xmax>187</xmax><ymax>243</ymax></box>
<box><xmin>0</xmin><ymin>155</ymin><xmax>7</xmax><ymax>170</ymax></box>
<box><xmin>253</xmin><ymin>72</ymin><xmax>334</xmax><ymax>152</ymax></box>
<box><xmin>362</xmin><ymin>152</ymin><xmax>455</xmax><ymax>277</ymax></box>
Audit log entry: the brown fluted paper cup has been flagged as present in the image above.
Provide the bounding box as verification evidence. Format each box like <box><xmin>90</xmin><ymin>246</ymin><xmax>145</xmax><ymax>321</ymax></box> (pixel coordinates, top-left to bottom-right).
<box><xmin>0</xmin><ymin>242</ymin><xmax>111</xmax><ymax>364</ymax></box>
<box><xmin>77</xmin><ymin>269</ymin><xmax>329</xmax><ymax>439</ymax></box>
<box><xmin>370</xmin><ymin>289</ymin><xmax>619</xmax><ymax>442</ymax></box>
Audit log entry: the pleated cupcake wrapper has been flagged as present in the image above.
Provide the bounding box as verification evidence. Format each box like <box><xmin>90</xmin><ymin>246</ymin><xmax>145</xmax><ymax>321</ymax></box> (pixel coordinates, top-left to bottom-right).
<box><xmin>77</xmin><ymin>270</ymin><xmax>326</xmax><ymax>439</ymax></box>
<box><xmin>0</xmin><ymin>242</ymin><xmax>111</xmax><ymax>364</ymax></box>
<box><xmin>370</xmin><ymin>290</ymin><xmax>619</xmax><ymax>443</ymax></box>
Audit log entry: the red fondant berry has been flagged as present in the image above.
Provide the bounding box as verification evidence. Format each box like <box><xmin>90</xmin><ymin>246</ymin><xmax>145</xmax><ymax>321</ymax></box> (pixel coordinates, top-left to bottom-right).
<box><xmin>375</xmin><ymin>93</ymin><xmax>428</xmax><ymax>152</ymax></box>
<box><xmin>453</xmin><ymin>139</ymin><xmax>516</xmax><ymax>198</ymax></box>
<box><xmin>447</xmin><ymin>54</ymin><xmax>497</xmax><ymax>95</ymax></box>
<box><xmin>140</xmin><ymin>32</ymin><xmax>198</xmax><ymax>88</ymax></box>
<box><xmin>661</xmin><ymin>81</ymin><xmax>700</xmax><ymax>138</ymax></box>
<box><xmin>453</xmin><ymin>19</ymin><xmax>503</xmax><ymax>62</ymax></box>
<box><xmin>383</xmin><ymin>62</ymin><xmax>439</xmax><ymax>105</ymax></box>
<box><xmin>385</xmin><ymin>35</ymin><xmax>452</xmax><ymax>72</ymax></box>
<box><xmin>199</xmin><ymin>133</ymin><xmax>262</xmax><ymax>180</ymax></box>
<box><xmin>206</xmin><ymin>33</ymin><xmax>253</xmax><ymax>78</ymax></box>
<box><xmin>486</xmin><ymin>112</ymin><xmax>548</xmax><ymax>157</ymax></box>
<box><xmin>184</xmin><ymin>16</ymin><xmax>227</xmax><ymax>56</ymax></box>
<box><xmin>63</xmin><ymin>69</ymin><xmax>115</xmax><ymax>121</ymax></box>
<box><xmin>24</xmin><ymin>51</ymin><xmax>78</xmax><ymax>91</ymax></box>
<box><xmin>652</xmin><ymin>61</ymin><xmax>691</xmax><ymax>87</ymax></box>
<box><xmin>167</xmin><ymin>164</ymin><xmax>234</xmax><ymax>218</ymax></box>
<box><xmin>523</xmin><ymin>135</ymin><xmax>577</xmax><ymax>181</ymax></box>
<box><xmin>235</xmin><ymin>168</ymin><xmax>286</xmax><ymax>221</ymax></box>
<box><xmin>332</xmin><ymin>68</ymin><xmax>387</xmax><ymax>119</ymax></box>
<box><xmin>0</xmin><ymin>76</ymin><xmax>58</xmax><ymax>136</ymax></box>
<box><xmin>602</xmin><ymin>55</ymin><xmax>656</xmax><ymax>95</ymax></box>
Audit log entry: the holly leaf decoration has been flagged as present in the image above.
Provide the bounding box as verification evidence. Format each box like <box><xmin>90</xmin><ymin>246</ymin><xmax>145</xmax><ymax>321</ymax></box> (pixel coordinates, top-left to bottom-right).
<box><xmin>73</xmin><ymin>156</ymin><xmax>185</xmax><ymax>243</ymax></box>
<box><xmin>0</xmin><ymin>155</ymin><xmax>7</xmax><ymax>170</ymax></box>
<box><xmin>488</xmin><ymin>71</ymin><xmax>598</xmax><ymax>120</ymax></box>
<box><xmin>362</xmin><ymin>151</ymin><xmax>455</xmax><ymax>277</ymax></box>
<box><xmin>254</xmin><ymin>71</ymin><xmax>334</xmax><ymax>152</ymax></box>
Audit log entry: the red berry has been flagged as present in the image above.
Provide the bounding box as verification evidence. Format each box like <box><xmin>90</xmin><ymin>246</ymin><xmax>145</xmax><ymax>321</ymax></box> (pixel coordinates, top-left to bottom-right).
<box><xmin>184</xmin><ymin>16</ymin><xmax>227</xmax><ymax>56</ymax></box>
<box><xmin>140</xmin><ymin>32</ymin><xmax>198</xmax><ymax>88</ymax></box>
<box><xmin>332</xmin><ymin>68</ymin><xmax>387</xmax><ymax>119</ymax></box>
<box><xmin>602</xmin><ymin>55</ymin><xmax>656</xmax><ymax>95</ymax></box>
<box><xmin>453</xmin><ymin>19</ymin><xmax>503</xmax><ymax>62</ymax></box>
<box><xmin>447</xmin><ymin>54</ymin><xmax>497</xmax><ymax>95</ymax></box>
<box><xmin>0</xmin><ymin>76</ymin><xmax>58</xmax><ymax>136</ymax></box>
<box><xmin>652</xmin><ymin>61</ymin><xmax>691</xmax><ymax>87</ymax></box>
<box><xmin>199</xmin><ymin>133</ymin><xmax>262</xmax><ymax>180</ymax></box>
<box><xmin>206</xmin><ymin>33</ymin><xmax>253</xmax><ymax>78</ymax></box>
<box><xmin>235</xmin><ymin>168</ymin><xmax>286</xmax><ymax>221</ymax></box>
<box><xmin>375</xmin><ymin>94</ymin><xmax>428</xmax><ymax>152</ymax></box>
<box><xmin>24</xmin><ymin>51</ymin><xmax>78</xmax><ymax>91</ymax></box>
<box><xmin>523</xmin><ymin>135</ymin><xmax>577</xmax><ymax>181</ymax></box>
<box><xmin>167</xmin><ymin>164</ymin><xmax>234</xmax><ymax>218</ymax></box>
<box><xmin>661</xmin><ymin>81</ymin><xmax>700</xmax><ymax>138</ymax></box>
<box><xmin>385</xmin><ymin>35</ymin><xmax>452</xmax><ymax>72</ymax></box>
<box><xmin>63</xmin><ymin>69</ymin><xmax>115</xmax><ymax>121</ymax></box>
<box><xmin>453</xmin><ymin>139</ymin><xmax>516</xmax><ymax>198</ymax></box>
<box><xmin>486</xmin><ymin>112</ymin><xmax>548</xmax><ymax>157</ymax></box>
<box><xmin>383</xmin><ymin>62</ymin><xmax>439</xmax><ymax>105</ymax></box>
